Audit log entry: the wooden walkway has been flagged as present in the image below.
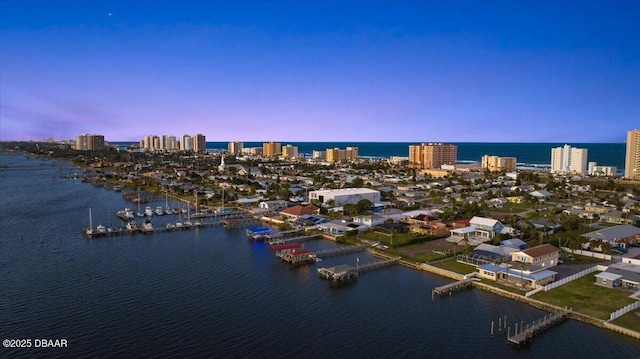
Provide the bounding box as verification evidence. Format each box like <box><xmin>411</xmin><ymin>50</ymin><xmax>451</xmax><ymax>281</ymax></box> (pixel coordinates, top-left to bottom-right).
<box><xmin>431</xmin><ymin>277</ymin><xmax>478</xmax><ymax>300</ymax></box>
<box><xmin>267</xmin><ymin>234</ymin><xmax>321</xmax><ymax>245</ymax></box>
<box><xmin>277</xmin><ymin>245</ymin><xmax>370</xmax><ymax>266</ymax></box>
<box><xmin>313</xmin><ymin>244</ymin><xmax>369</xmax><ymax>258</ymax></box>
<box><xmin>507</xmin><ymin>308</ymin><xmax>572</xmax><ymax>345</ymax></box>
<box><xmin>317</xmin><ymin>257</ymin><xmax>401</xmax><ymax>283</ymax></box>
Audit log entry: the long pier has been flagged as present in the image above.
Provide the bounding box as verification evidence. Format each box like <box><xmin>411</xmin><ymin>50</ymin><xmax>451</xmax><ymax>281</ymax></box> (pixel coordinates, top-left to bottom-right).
<box><xmin>317</xmin><ymin>257</ymin><xmax>401</xmax><ymax>283</ymax></box>
<box><xmin>276</xmin><ymin>244</ymin><xmax>369</xmax><ymax>265</ymax></box>
<box><xmin>312</xmin><ymin>244</ymin><xmax>369</xmax><ymax>258</ymax></box>
<box><xmin>431</xmin><ymin>277</ymin><xmax>479</xmax><ymax>300</ymax></box>
<box><xmin>267</xmin><ymin>234</ymin><xmax>321</xmax><ymax>245</ymax></box>
<box><xmin>506</xmin><ymin>308</ymin><xmax>572</xmax><ymax>346</ymax></box>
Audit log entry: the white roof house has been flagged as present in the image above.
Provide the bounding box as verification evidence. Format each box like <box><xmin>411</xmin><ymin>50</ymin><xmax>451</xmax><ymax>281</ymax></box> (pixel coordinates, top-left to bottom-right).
<box><xmin>308</xmin><ymin>188</ymin><xmax>381</xmax><ymax>206</ymax></box>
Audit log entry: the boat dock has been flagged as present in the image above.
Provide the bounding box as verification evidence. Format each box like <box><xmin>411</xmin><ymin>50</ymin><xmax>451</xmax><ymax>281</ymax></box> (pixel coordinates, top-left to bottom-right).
<box><xmin>276</xmin><ymin>244</ymin><xmax>370</xmax><ymax>265</ymax></box>
<box><xmin>277</xmin><ymin>249</ymin><xmax>317</xmax><ymax>265</ymax></box>
<box><xmin>431</xmin><ymin>277</ymin><xmax>479</xmax><ymax>300</ymax></box>
<box><xmin>223</xmin><ymin>217</ymin><xmax>260</xmax><ymax>228</ymax></box>
<box><xmin>267</xmin><ymin>234</ymin><xmax>322</xmax><ymax>245</ymax></box>
<box><xmin>85</xmin><ymin>214</ymin><xmax>257</xmax><ymax>238</ymax></box>
<box><xmin>506</xmin><ymin>308</ymin><xmax>572</xmax><ymax>346</ymax></box>
<box><xmin>317</xmin><ymin>256</ymin><xmax>401</xmax><ymax>283</ymax></box>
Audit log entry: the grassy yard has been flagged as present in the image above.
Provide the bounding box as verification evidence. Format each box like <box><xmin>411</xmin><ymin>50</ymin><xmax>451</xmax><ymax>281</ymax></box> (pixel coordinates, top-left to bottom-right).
<box><xmin>360</xmin><ymin>231</ymin><xmax>426</xmax><ymax>247</ymax></box>
<box><xmin>532</xmin><ymin>273</ymin><xmax>637</xmax><ymax>320</ymax></box>
<box><xmin>611</xmin><ymin>310</ymin><xmax>640</xmax><ymax>332</ymax></box>
<box><xmin>408</xmin><ymin>252</ymin><xmax>448</xmax><ymax>263</ymax></box>
<box><xmin>431</xmin><ymin>258</ymin><xmax>476</xmax><ymax>275</ymax></box>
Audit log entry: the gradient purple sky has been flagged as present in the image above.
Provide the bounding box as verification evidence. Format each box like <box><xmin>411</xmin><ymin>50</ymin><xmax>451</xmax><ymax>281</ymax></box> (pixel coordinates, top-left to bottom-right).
<box><xmin>1</xmin><ymin>1</ymin><xmax>639</xmax><ymax>143</ymax></box>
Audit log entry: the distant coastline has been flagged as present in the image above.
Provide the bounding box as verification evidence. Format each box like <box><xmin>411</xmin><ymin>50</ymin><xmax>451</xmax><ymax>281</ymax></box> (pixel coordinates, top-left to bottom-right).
<box><xmin>109</xmin><ymin>141</ymin><xmax>627</xmax><ymax>172</ymax></box>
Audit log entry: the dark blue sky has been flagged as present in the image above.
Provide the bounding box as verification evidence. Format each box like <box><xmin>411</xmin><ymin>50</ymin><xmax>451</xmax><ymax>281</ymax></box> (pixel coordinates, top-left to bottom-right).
<box><xmin>1</xmin><ymin>0</ymin><xmax>638</xmax><ymax>142</ymax></box>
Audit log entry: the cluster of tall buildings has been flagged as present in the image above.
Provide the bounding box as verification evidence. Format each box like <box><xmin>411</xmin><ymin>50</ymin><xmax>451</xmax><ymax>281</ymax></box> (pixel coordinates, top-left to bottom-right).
<box><xmin>139</xmin><ymin>134</ymin><xmax>206</xmax><ymax>153</ymax></box>
<box><xmin>227</xmin><ymin>142</ymin><xmax>358</xmax><ymax>162</ymax></box>
<box><xmin>408</xmin><ymin>143</ymin><xmax>457</xmax><ymax>169</ymax></box>
<box><xmin>548</xmin><ymin>130</ymin><xmax>640</xmax><ymax>180</ymax></box>
<box><xmin>75</xmin><ymin>134</ymin><xmax>105</xmax><ymax>150</ymax></box>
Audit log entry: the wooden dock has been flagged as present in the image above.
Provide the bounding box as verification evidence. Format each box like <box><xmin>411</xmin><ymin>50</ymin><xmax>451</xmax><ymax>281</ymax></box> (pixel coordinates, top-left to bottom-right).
<box><xmin>317</xmin><ymin>257</ymin><xmax>401</xmax><ymax>283</ymax></box>
<box><xmin>506</xmin><ymin>308</ymin><xmax>572</xmax><ymax>345</ymax></box>
<box><xmin>312</xmin><ymin>244</ymin><xmax>369</xmax><ymax>258</ymax></box>
<box><xmin>431</xmin><ymin>277</ymin><xmax>479</xmax><ymax>300</ymax></box>
<box><xmin>276</xmin><ymin>244</ymin><xmax>369</xmax><ymax>265</ymax></box>
<box><xmin>267</xmin><ymin>234</ymin><xmax>321</xmax><ymax>245</ymax></box>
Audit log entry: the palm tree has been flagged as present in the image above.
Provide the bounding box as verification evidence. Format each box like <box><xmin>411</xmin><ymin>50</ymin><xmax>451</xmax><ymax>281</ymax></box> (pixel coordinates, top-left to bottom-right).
<box><xmin>519</xmin><ymin>262</ymin><xmax>526</xmax><ymax>289</ymax></box>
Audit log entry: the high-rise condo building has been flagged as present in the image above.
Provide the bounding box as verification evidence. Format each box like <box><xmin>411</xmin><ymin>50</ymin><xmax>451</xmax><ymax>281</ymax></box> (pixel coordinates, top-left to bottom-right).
<box><xmin>408</xmin><ymin>143</ymin><xmax>457</xmax><ymax>169</ymax></box>
<box><xmin>75</xmin><ymin>134</ymin><xmax>105</xmax><ymax>150</ymax></box>
<box><xmin>282</xmin><ymin>145</ymin><xmax>299</xmax><ymax>159</ymax></box>
<box><xmin>325</xmin><ymin>147</ymin><xmax>358</xmax><ymax>162</ymax></box>
<box><xmin>160</xmin><ymin>135</ymin><xmax>177</xmax><ymax>151</ymax></box>
<box><xmin>228</xmin><ymin>141</ymin><xmax>244</xmax><ymax>155</ymax></box>
<box><xmin>262</xmin><ymin>142</ymin><xmax>282</xmax><ymax>157</ymax></box>
<box><xmin>625</xmin><ymin>129</ymin><xmax>640</xmax><ymax>180</ymax></box>
<box><xmin>550</xmin><ymin>144</ymin><xmax>588</xmax><ymax>174</ymax></box>
<box><xmin>481</xmin><ymin>155</ymin><xmax>517</xmax><ymax>172</ymax></box>
<box><xmin>193</xmin><ymin>134</ymin><xmax>206</xmax><ymax>154</ymax></box>
<box><xmin>180</xmin><ymin>134</ymin><xmax>193</xmax><ymax>152</ymax></box>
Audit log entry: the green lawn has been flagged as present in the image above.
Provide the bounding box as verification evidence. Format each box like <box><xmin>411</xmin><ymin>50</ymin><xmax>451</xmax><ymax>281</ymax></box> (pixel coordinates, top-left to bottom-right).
<box><xmin>610</xmin><ymin>310</ymin><xmax>640</xmax><ymax>332</ymax></box>
<box><xmin>360</xmin><ymin>231</ymin><xmax>427</xmax><ymax>247</ymax></box>
<box><xmin>408</xmin><ymin>252</ymin><xmax>447</xmax><ymax>263</ymax></box>
<box><xmin>431</xmin><ymin>258</ymin><xmax>477</xmax><ymax>275</ymax></box>
<box><xmin>532</xmin><ymin>273</ymin><xmax>637</xmax><ymax>319</ymax></box>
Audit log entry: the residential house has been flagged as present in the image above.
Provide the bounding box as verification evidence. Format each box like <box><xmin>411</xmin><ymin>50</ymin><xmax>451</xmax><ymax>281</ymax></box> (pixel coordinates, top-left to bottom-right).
<box><xmin>352</xmin><ymin>214</ymin><xmax>386</xmax><ymax>227</ymax></box>
<box><xmin>259</xmin><ymin>200</ymin><xmax>290</xmax><ymax>212</ymax></box>
<box><xmin>581</xmin><ymin>224</ymin><xmax>640</xmax><ymax>249</ymax></box>
<box><xmin>476</xmin><ymin>244</ymin><xmax>560</xmax><ymax>289</ymax></box>
<box><xmin>511</xmin><ymin>244</ymin><xmax>561</xmax><ymax>268</ymax></box>
<box><xmin>596</xmin><ymin>258</ymin><xmax>640</xmax><ymax>290</ymax></box>
<box><xmin>280</xmin><ymin>204</ymin><xmax>319</xmax><ymax>220</ymax></box>
<box><xmin>600</xmin><ymin>211</ymin><xmax>638</xmax><ymax>225</ymax></box>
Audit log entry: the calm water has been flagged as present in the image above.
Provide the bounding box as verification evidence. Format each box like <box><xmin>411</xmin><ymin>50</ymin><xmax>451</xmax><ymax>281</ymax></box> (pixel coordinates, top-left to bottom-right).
<box><xmin>203</xmin><ymin>142</ymin><xmax>627</xmax><ymax>169</ymax></box>
<box><xmin>1</xmin><ymin>152</ymin><xmax>638</xmax><ymax>358</ymax></box>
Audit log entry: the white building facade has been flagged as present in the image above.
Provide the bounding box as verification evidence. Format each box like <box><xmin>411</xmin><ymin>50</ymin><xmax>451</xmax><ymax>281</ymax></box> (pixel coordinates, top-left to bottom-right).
<box><xmin>551</xmin><ymin>144</ymin><xmax>588</xmax><ymax>174</ymax></box>
<box><xmin>308</xmin><ymin>188</ymin><xmax>381</xmax><ymax>206</ymax></box>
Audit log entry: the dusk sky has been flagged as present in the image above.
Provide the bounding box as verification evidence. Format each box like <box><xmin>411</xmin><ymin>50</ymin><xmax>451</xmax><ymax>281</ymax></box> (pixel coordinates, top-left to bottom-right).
<box><xmin>1</xmin><ymin>1</ymin><xmax>638</xmax><ymax>143</ymax></box>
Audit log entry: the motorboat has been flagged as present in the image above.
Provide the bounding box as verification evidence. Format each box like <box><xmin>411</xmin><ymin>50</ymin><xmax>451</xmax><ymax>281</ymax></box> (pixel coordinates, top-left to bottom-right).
<box><xmin>142</xmin><ymin>219</ymin><xmax>154</xmax><ymax>232</ymax></box>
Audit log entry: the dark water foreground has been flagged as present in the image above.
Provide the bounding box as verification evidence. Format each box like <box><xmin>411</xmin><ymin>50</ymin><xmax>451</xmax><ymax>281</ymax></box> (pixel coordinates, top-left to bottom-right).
<box><xmin>1</xmin><ymin>152</ymin><xmax>638</xmax><ymax>358</ymax></box>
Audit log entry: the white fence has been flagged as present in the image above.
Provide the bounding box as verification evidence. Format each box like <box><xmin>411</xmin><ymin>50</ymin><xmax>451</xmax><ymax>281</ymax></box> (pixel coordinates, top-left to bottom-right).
<box><xmin>561</xmin><ymin>247</ymin><xmax>611</xmax><ymax>261</ymax></box>
<box><xmin>609</xmin><ymin>301</ymin><xmax>640</xmax><ymax>322</ymax></box>
<box><xmin>541</xmin><ymin>266</ymin><xmax>600</xmax><ymax>291</ymax></box>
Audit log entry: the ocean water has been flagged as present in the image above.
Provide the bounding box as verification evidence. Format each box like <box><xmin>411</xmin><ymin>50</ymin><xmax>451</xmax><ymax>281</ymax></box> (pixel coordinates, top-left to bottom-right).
<box><xmin>206</xmin><ymin>142</ymin><xmax>626</xmax><ymax>169</ymax></box>
<box><xmin>1</xmin><ymin>152</ymin><xmax>639</xmax><ymax>358</ymax></box>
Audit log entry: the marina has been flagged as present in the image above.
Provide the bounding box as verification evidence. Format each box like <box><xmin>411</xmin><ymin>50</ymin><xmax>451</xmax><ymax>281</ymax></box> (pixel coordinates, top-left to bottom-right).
<box><xmin>84</xmin><ymin>207</ymin><xmax>258</xmax><ymax>238</ymax></box>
